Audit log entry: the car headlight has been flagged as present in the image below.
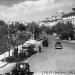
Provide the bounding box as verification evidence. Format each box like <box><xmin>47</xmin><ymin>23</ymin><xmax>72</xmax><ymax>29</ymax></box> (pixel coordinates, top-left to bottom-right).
<box><xmin>20</xmin><ymin>65</ymin><xmax>23</xmax><ymax>68</ymax></box>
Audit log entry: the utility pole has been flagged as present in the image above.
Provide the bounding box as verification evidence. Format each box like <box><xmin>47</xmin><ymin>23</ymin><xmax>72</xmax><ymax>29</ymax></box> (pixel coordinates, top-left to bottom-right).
<box><xmin>8</xmin><ymin>23</ymin><xmax>10</xmax><ymax>57</ymax></box>
<box><xmin>8</xmin><ymin>24</ymin><xmax>9</xmax><ymax>39</ymax></box>
<box><xmin>33</xmin><ymin>23</ymin><xmax>34</xmax><ymax>40</ymax></box>
<box><xmin>33</xmin><ymin>22</ymin><xmax>35</xmax><ymax>40</ymax></box>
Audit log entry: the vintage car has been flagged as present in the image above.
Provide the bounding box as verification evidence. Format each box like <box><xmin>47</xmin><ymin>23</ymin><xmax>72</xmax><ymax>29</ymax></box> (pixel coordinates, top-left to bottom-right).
<box><xmin>19</xmin><ymin>44</ymin><xmax>35</xmax><ymax>58</ymax></box>
<box><xmin>11</xmin><ymin>62</ymin><xmax>30</xmax><ymax>75</ymax></box>
<box><xmin>55</xmin><ymin>41</ymin><xmax>62</xmax><ymax>49</ymax></box>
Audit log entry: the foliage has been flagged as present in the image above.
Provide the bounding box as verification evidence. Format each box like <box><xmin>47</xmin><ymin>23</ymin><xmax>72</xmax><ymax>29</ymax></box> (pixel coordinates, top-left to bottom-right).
<box><xmin>0</xmin><ymin>20</ymin><xmax>6</xmax><ymax>26</ymax></box>
<box><xmin>27</xmin><ymin>22</ymin><xmax>42</xmax><ymax>39</ymax></box>
<box><xmin>0</xmin><ymin>21</ymin><xmax>9</xmax><ymax>53</ymax></box>
<box><xmin>51</xmin><ymin>21</ymin><xmax>74</xmax><ymax>40</ymax></box>
<box><xmin>16</xmin><ymin>22</ymin><xmax>26</xmax><ymax>31</ymax></box>
<box><xmin>0</xmin><ymin>21</ymin><xmax>31</xmax><ymax>53</ymax></box>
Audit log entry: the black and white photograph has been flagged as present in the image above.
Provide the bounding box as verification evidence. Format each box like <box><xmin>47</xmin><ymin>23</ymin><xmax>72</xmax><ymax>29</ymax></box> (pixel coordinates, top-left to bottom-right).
<box><xmin>0</xmin><ymin>0</ymin><xmax>75</xmax><ymax>75</ymax></box>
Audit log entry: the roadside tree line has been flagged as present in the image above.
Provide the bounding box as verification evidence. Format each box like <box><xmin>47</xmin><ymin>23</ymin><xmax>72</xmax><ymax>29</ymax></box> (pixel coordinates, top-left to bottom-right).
<box><xmin>49</xmin><ymin>21</ymin><xmax>75</xmax><ymax>40</ymax></box>
<box><xmin>0</xmin><ymin>20</ymin><xmax>74</xmax><ymax>53</ymax></box>
<box><xmin>0</xmin><ymin>20</ymin><xmax>45</xmax><ymax>53</ymax></box>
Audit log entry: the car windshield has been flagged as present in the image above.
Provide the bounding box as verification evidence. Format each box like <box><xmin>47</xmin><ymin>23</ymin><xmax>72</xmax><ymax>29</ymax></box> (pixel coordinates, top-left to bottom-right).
<box><xmin>56</xmin><ymin>42</ymin><xmax>61</xmax><ymax>45</ymax></box>
<box><xmin>22</xmin><ymin>47</ymin><xmax>28</xmax><ymax>49</ymax></box>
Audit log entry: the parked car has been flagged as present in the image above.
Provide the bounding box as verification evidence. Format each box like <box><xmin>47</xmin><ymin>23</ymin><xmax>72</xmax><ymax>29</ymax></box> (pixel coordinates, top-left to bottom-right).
<box><xmin>55</xmin><ymin>41</ymin><xmax>62</xmax><ymax>49</ymax></box>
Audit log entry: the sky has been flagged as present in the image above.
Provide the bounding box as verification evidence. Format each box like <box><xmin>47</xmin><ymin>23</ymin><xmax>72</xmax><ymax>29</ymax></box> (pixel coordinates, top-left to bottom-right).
<box><xmin>0</xmin><ymin>0</ymin><xmax>75</xmax><ymax>22</ymax></box>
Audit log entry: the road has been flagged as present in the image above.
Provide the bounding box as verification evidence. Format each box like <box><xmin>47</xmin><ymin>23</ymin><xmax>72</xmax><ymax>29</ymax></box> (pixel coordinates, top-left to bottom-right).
<box><xmin>0</xmin><ymin>35</ymin><xmax>75</xmax><ymax>75</ymax></box>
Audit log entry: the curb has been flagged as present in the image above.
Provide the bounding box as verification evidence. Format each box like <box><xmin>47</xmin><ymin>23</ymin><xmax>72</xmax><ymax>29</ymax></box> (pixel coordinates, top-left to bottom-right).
<box><xmin>62</xmin><ymin>40</ymin><xmax>75</xmax><ymax>44</ymax></box>
<box><xmin>0</xmin><ymin>62</ymin><xmax>9</xmax><ymax>68</ymax></box>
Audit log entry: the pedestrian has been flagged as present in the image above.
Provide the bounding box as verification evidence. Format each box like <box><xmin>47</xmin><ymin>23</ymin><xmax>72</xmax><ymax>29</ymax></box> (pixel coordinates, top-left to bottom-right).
<box><xmin>14</xmin><ymin>46</ymin><xmax>18</xmax><ymax>57</ymax></box>
<box><xmin>39</xmin><ymin>45</ymin><xmax>41</xmax><ymax>53</ymax></box>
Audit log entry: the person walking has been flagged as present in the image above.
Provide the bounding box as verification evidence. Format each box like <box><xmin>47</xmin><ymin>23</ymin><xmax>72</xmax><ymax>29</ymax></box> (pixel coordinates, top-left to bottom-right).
<box><xmin>14</xmin><ymin>46</ymin><xmax>18</xmax><ymax>57</ymax></box>
<box><xmin>39</xmin><ymin>45</ymin><xmax>42</xmax><ymax>53</ymax></box>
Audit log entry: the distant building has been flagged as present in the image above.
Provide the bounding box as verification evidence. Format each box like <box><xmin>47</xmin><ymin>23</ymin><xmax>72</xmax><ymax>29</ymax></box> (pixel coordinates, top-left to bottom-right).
<box><xmin>39</xmin><ymin>15</ymin><xmax>62</xmax><ymax>27</ymax></box>
<box><xmin>62</xmin><ymin>11</ymin><xmax>75</xmax><ymax>25</ymax></box>
<box><xmin>39</xmin><ymin>9</ymin><xmax>75</xmax><ymax>27</ymax></box>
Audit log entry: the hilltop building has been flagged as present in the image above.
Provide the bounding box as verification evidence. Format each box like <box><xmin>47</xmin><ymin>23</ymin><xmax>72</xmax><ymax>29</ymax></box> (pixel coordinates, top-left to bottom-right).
<box><xmin>62</xmin><ymin>11</ymin><xmax>75</xmax><ymax>25</ymax></box>
<box><xmin>39</xmin><ymin>8</ymin><xmax>75</xmax><ymax>27</ymax></box>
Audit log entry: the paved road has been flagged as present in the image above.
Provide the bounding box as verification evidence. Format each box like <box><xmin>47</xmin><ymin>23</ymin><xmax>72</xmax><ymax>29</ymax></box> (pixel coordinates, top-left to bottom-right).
<box><xmin>0</xmin><ymin>35</ymin><xmax>75</xmax><ymax>75</ymax></box>
<box><xmin>25</xmin><ymin>36</ymin><xmax>75</xmax><ymax>75</ymax></box>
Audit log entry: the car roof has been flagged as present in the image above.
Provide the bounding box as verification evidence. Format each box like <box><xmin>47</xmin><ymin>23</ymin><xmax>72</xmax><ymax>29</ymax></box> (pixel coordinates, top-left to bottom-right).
<box><xmin>16</xmin><ymin>62</ymin><xmax>27</xmax><ymax>65</ymax></box>
<box><xmin>22</xmin><ymin>45</ymin><xmax>30</xmax><ymax>47</ymax></box>
<box><xmin>56</xmin><ymin>41</ymin><xmax>61</xmax><ymax>43</ymax></box>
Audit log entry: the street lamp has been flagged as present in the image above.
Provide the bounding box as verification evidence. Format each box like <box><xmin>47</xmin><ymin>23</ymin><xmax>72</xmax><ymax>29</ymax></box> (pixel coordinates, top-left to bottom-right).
<box><xmin>8</xmin><ymin>24</ymin><xmax>9</xmax><ymax>39</ymax></box>
<box><xmin>7</xmin><ymin>23</ymin><xmax>10</xmax><ymax>58</ymax></box>
<box><xmin>32</xmin><ymin>22</ymin><xmax>35</xmax><ymax>40</ymax></box>
<box><xmin>30</xmin><ymin>22</ymin><xmax>35</xmax><ymax>40</ymax></box>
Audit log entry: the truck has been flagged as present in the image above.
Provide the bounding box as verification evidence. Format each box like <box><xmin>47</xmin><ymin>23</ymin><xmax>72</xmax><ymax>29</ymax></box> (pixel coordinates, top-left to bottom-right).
<box><xmin>19</xmin><ymin>44</ymin><xmax>35</xmax><ymax>58</ymax></box>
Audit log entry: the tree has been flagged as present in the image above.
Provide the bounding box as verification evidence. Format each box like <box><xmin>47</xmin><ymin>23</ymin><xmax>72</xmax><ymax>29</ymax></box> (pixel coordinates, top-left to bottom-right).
<box><xmin>17</xmin><ymin>23</ymin><xmax>26</xmax><ymax>31</ymax></box>
<box><xmin>51</xmin><ymin>21</ymin><xmax>74</xmax><ymax>40</ymax></box>
<box><xmin>66</xmin><ymin>22</ymin><xmax>74</xmax><ymax>40</ymax></box>
<box><xmin>0</xmin><ymin>20</ymin><xmax>10</xmax><ymax>52</ymax></box>
<box><xmin>0</xmin><ymin>20</ymin><xmax>6</xmax><ymax>26</ymax></box>
<box><xmin>27</xmin><ymin>22</ymin><xmax>42</xmax><ymax>39</ymax></box>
